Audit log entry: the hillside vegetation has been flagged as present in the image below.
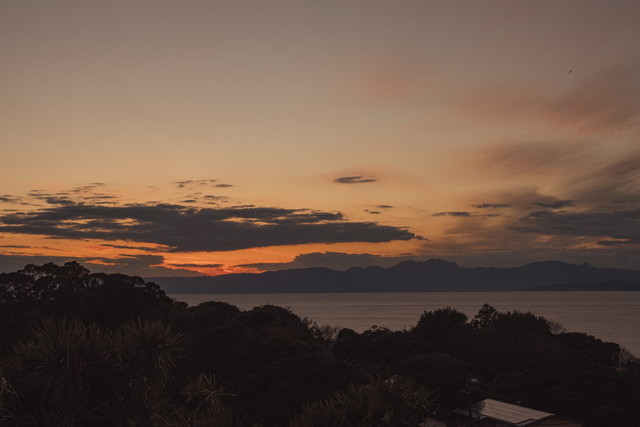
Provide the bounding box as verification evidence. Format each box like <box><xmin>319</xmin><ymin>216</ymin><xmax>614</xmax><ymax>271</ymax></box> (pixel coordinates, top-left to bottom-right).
<box><xmin>1</xmin><ymin>262</ymin><xmax>640</xmax><ymax>426</ymax></box>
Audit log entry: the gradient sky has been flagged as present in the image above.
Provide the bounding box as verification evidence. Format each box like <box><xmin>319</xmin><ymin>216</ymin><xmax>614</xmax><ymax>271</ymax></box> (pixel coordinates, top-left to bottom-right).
<box><xmin>2</xmin><ymin>0</ymin><xmax>640</xmax><ymax>276</ymax></box>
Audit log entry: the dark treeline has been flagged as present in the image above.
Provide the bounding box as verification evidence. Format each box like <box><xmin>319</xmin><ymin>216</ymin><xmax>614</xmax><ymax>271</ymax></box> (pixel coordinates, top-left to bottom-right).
<box><xmin>1</xmin><ymin>262</ymin><xmax>640</xmax><ymax>426</ymax></box>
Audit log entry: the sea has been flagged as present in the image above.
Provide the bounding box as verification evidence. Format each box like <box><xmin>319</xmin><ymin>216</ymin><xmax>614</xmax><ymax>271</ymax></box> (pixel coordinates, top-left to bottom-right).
<box><xmin>169</xmin><ymin>291</ymin><xmax>640</xmax><ymax>357</ymax></box>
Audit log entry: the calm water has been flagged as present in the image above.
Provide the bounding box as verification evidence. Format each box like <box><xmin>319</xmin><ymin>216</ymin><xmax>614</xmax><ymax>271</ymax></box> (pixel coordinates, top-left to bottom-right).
<box><xmin>170</xmin><ymin>292</ymin><xmax>640</xmax><ymax>356</ymax></box>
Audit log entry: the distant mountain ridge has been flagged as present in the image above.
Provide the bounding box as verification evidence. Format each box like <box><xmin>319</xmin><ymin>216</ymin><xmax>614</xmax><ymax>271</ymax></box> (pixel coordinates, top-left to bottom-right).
<box><xmin>150</xmin><ymin>259</ymin><xmax>640</xmax><ymax>294</ymax></box>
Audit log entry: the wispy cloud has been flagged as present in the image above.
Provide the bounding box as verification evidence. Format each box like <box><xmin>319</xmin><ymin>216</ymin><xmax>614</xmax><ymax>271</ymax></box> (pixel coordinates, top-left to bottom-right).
<box><xmin>512</xmin><ymin>208</ymin><xmax>640</xmax><ymax>245</ymax></box>
<box><xmin>428</xmin><ymin>146</ymin><xmax>640</xmax><ymax>267</ymax></box>
<box><xmin>473</xmin><ymin>203</ymin><xmax>511</xmax><ymax>209</ymax></box>
<box><xmin>462</xmin><ymin>62</ymin><xmax>640</xmax><ymax>135</ymax></box>
<box><xmin>466</xmin><ymin>141</ymin><xmax>591</xmax><ymax>178</ymax></box>
<box><xmin>432</xmin><ymin>211</ymin><xmax>474</xmax><ymax>217</ymax></box>
<box><xmin>334</xmin><ymin>175</ymin><xmax>378</xmax><ymax>184</ymax></box>
<box><xmin>174</xmin><ymin>179</ymin><xmax>232</xmax><ymax>189</ymax></box>
<box><xmin>532</xmin><ymin>199</ymin><xmax>573</xmax><ymax>209</ymax></box>
<box><xmin>0</xmin><ymin>195</ymin><xmax>21</xmax><ymax>203</ymax></box>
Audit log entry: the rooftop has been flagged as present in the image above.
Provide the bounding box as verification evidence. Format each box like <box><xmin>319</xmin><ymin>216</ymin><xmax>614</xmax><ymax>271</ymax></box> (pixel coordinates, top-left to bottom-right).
<box><xmin>453</xmin><ymin>399</ymin><xmax>554</xmax><ymax>426</ymax></box>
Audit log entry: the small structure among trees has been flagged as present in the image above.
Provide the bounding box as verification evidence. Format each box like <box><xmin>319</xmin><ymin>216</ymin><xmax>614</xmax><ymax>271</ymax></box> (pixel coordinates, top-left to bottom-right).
<box><xmin>453</xmin><ymin>398</ymin><xmax>582</xmax><ymax>427</ymax></box>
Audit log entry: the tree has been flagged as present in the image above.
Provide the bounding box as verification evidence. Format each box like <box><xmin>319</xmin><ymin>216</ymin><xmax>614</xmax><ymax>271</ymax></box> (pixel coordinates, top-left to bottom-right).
<box><xmin>0</xmin><ymin>262</ymin><xmax>175</xmax><ymax>351</ymax></box>
<box><xmin>412</xmin><ymin>307</ymin><xmax>469</xmax><ymax>342</ymax></box>
<box><xmin>470</xmin><ymin>304</ymin><xmax>499</xmax><ymax>330</ymax></box>
<box><xmin>289</xmin><ymin>376</ymin><xmax>433</xmax><ymax>427</ymax></box>
<box><xmin>0</xmin><ymin>318</ymin><xmax>120</xmax><ymax>425</ymax></box>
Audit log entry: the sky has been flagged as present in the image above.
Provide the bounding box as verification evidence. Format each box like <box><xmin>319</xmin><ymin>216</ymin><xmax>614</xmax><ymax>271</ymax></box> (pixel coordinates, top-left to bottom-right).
<box><xmin>1</xmin><ymin>0</ymin><xmax>640</xmax><ymax>277</ymax></box>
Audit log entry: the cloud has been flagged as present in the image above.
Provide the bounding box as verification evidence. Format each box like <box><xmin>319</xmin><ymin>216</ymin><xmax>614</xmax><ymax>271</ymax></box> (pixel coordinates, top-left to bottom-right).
<box><xmin>0</xmin><ymin>195</ymin><xmax>21</xmax><ymax>203</ymax></box>
<box><xmin>473</xmin><ymin>203</ymin><xmax>512</xmax><ymax>209</ymax></box>
<box><xmin>203</xmin><ymin>195</ymin><xmax>229</xmax><ymax>203</ymax></box>
<box><xmin>432</xmin><ymin>211</ymin><xmax>473</xmax><ymax>217</ymax></box>
<box><xmin>0</xmin><ymin>203</ymin><xmax>418</xmax><ymax>252</ymax></box>
<box><xmin>512</xmin><ymin>208</ymin><xmax>640</xmax><ymax>244</ymax></box>
<box><xmin>25</xmin><ymin>186</ymin><xmax>122</xmax><ymax>206</ymax></box>
<box><xmin>0</xmin><ymin>254</ymin><xmax>81</xmax><ymax>273</ymax></box>
<box><xmin>419</xmin><ymin>147</ymin><xmax>640</xmax><ymax>269</ymax></box>
<box><xmin>466</xmin><ymin>145</ymin><xmax>640</xmax><ymax>211</ymax></box>
<box><xmin>547</xmin><ymin>63</ymin><xmax>640</xmax><ymax>134</ymax></box>
<box><xmin>100</xmin><ymin>243</ymin><xmax>161</xmax><ymax>251</ymax></box>
<box><xmin>462</xmin><ymin>61</ymin><xmax>640</xmax><ymax>135</ymax></box>
<box><xmin>44</xmin><ymin>197</ymin><xmax>75</xmax><ymax>205</ymax></box>
<box><xmin>70</xmin><ymin>184</ymin><xmax>105</xmax><ymax>193</ymax></box>
<box><xmin>334</xmin><ymin>175</ymin><xmax>378</xmax><ymax>184</ymax></box>
<box><xmin>597</xmin><ymin>240</ymin><xmax>636</xmax><ymax>246</ymax></box>
<box><xmin>174</xmin><ymin>179</ymin><xmax>224</xmax><ymax>188</ymax></box>
<box><xmin>168</xmin><ymin>263</ymin><xmax>223</xmax><ymax>268</ymax></box>
<box><xmin>86</xmin><ymin>254</ymin><xmax>165</xmax><ymax>268</ymax></box>
<box><xmin>467</xmin><ymin>141</ymin><xmax>591</xmax><ymax>178</ymax></box>
<box><xmin>532</xmin><ymin>200</ymin><xmax>573</xmax><ymax>209</ymax></box>
<box><xmin>177</xmin><ymin>194</ymin><xmax>230</xmax><ymax>205</ymax></box>
<box><xmin>86</xmin><ymin>255</ymin><xmax>205</xmax><ymax>277</ymax></box>
<box><xmin>415</xmin><ymin>143</ymin><xmax>640</xmax><ymax>269</ymax></box>
<box><xmin>462</xmin><ymin>144</ymin><xmax>640</xmax><ymax>211</ymax></box>
<box><xmin>568</xmin><ymin>150</ymin><xmax>640</xmax><ymax>208</ymax></box>
<box><xmin>176</xmin><ymin>193</ymin><xmax>230</xmax><ymax>206</ymax></box>
<box><xmin>241</xmin><ymin>251</ymin><xmax>425</xmax><ymax>271</ymax></box>
<box><xmin>0</xmin><ymin>253</ymin><xmax>201</xmax><ymax>277</ymax></box>
<box><xmin>432</xmin><ymin>211</ymin><xmax>500</xmax><ymax>218</ymax></box>
<box><xmin>83</xmin><ymin>194</ymin><xmax>118</xmax><ymax>201</ymax></box>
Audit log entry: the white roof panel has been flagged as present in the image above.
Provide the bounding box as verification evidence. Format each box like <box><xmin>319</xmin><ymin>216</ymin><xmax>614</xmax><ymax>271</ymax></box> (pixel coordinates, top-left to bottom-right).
<box><xmin>456</xmin><ymin>399</ymin><xmax>554</xmax><ymax>426</ymax></box>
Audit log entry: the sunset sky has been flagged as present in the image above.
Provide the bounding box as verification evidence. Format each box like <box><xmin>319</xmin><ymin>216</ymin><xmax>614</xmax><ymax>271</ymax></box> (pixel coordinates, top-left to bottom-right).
<box><xmin>2</xmin><ymin>0</ymin><xmax>640</xmax><ymax>277</ymax></box>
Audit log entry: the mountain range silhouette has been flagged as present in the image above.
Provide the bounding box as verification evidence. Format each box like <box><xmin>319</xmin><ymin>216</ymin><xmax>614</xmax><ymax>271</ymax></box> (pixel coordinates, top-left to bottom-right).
<box><xmin>151</xmin><ymin>259</ymin><xmax>640</xmax><ymax>294</ymax></box>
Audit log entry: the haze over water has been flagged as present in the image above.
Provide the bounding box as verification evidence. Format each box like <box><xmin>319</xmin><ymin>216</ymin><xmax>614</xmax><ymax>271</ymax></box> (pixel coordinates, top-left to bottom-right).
<box><xmin>173</xmin><ymin>291</ymin><xmax>640</xmax><ymax>357</ymax></box>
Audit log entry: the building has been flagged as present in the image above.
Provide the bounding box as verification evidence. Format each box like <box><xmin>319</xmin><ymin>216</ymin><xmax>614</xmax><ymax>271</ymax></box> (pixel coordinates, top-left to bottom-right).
<box><xmin>453</xmin><ymin>399</ymin><xmax>582</xmax><ymax>427</ymax></box>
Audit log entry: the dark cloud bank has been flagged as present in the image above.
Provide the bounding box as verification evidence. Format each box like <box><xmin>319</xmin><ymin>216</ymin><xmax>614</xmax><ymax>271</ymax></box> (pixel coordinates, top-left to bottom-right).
<box><xmin>0</xmin><ymin>203</ymin><xmax>418</xmax><ymax>253</ymax></box>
